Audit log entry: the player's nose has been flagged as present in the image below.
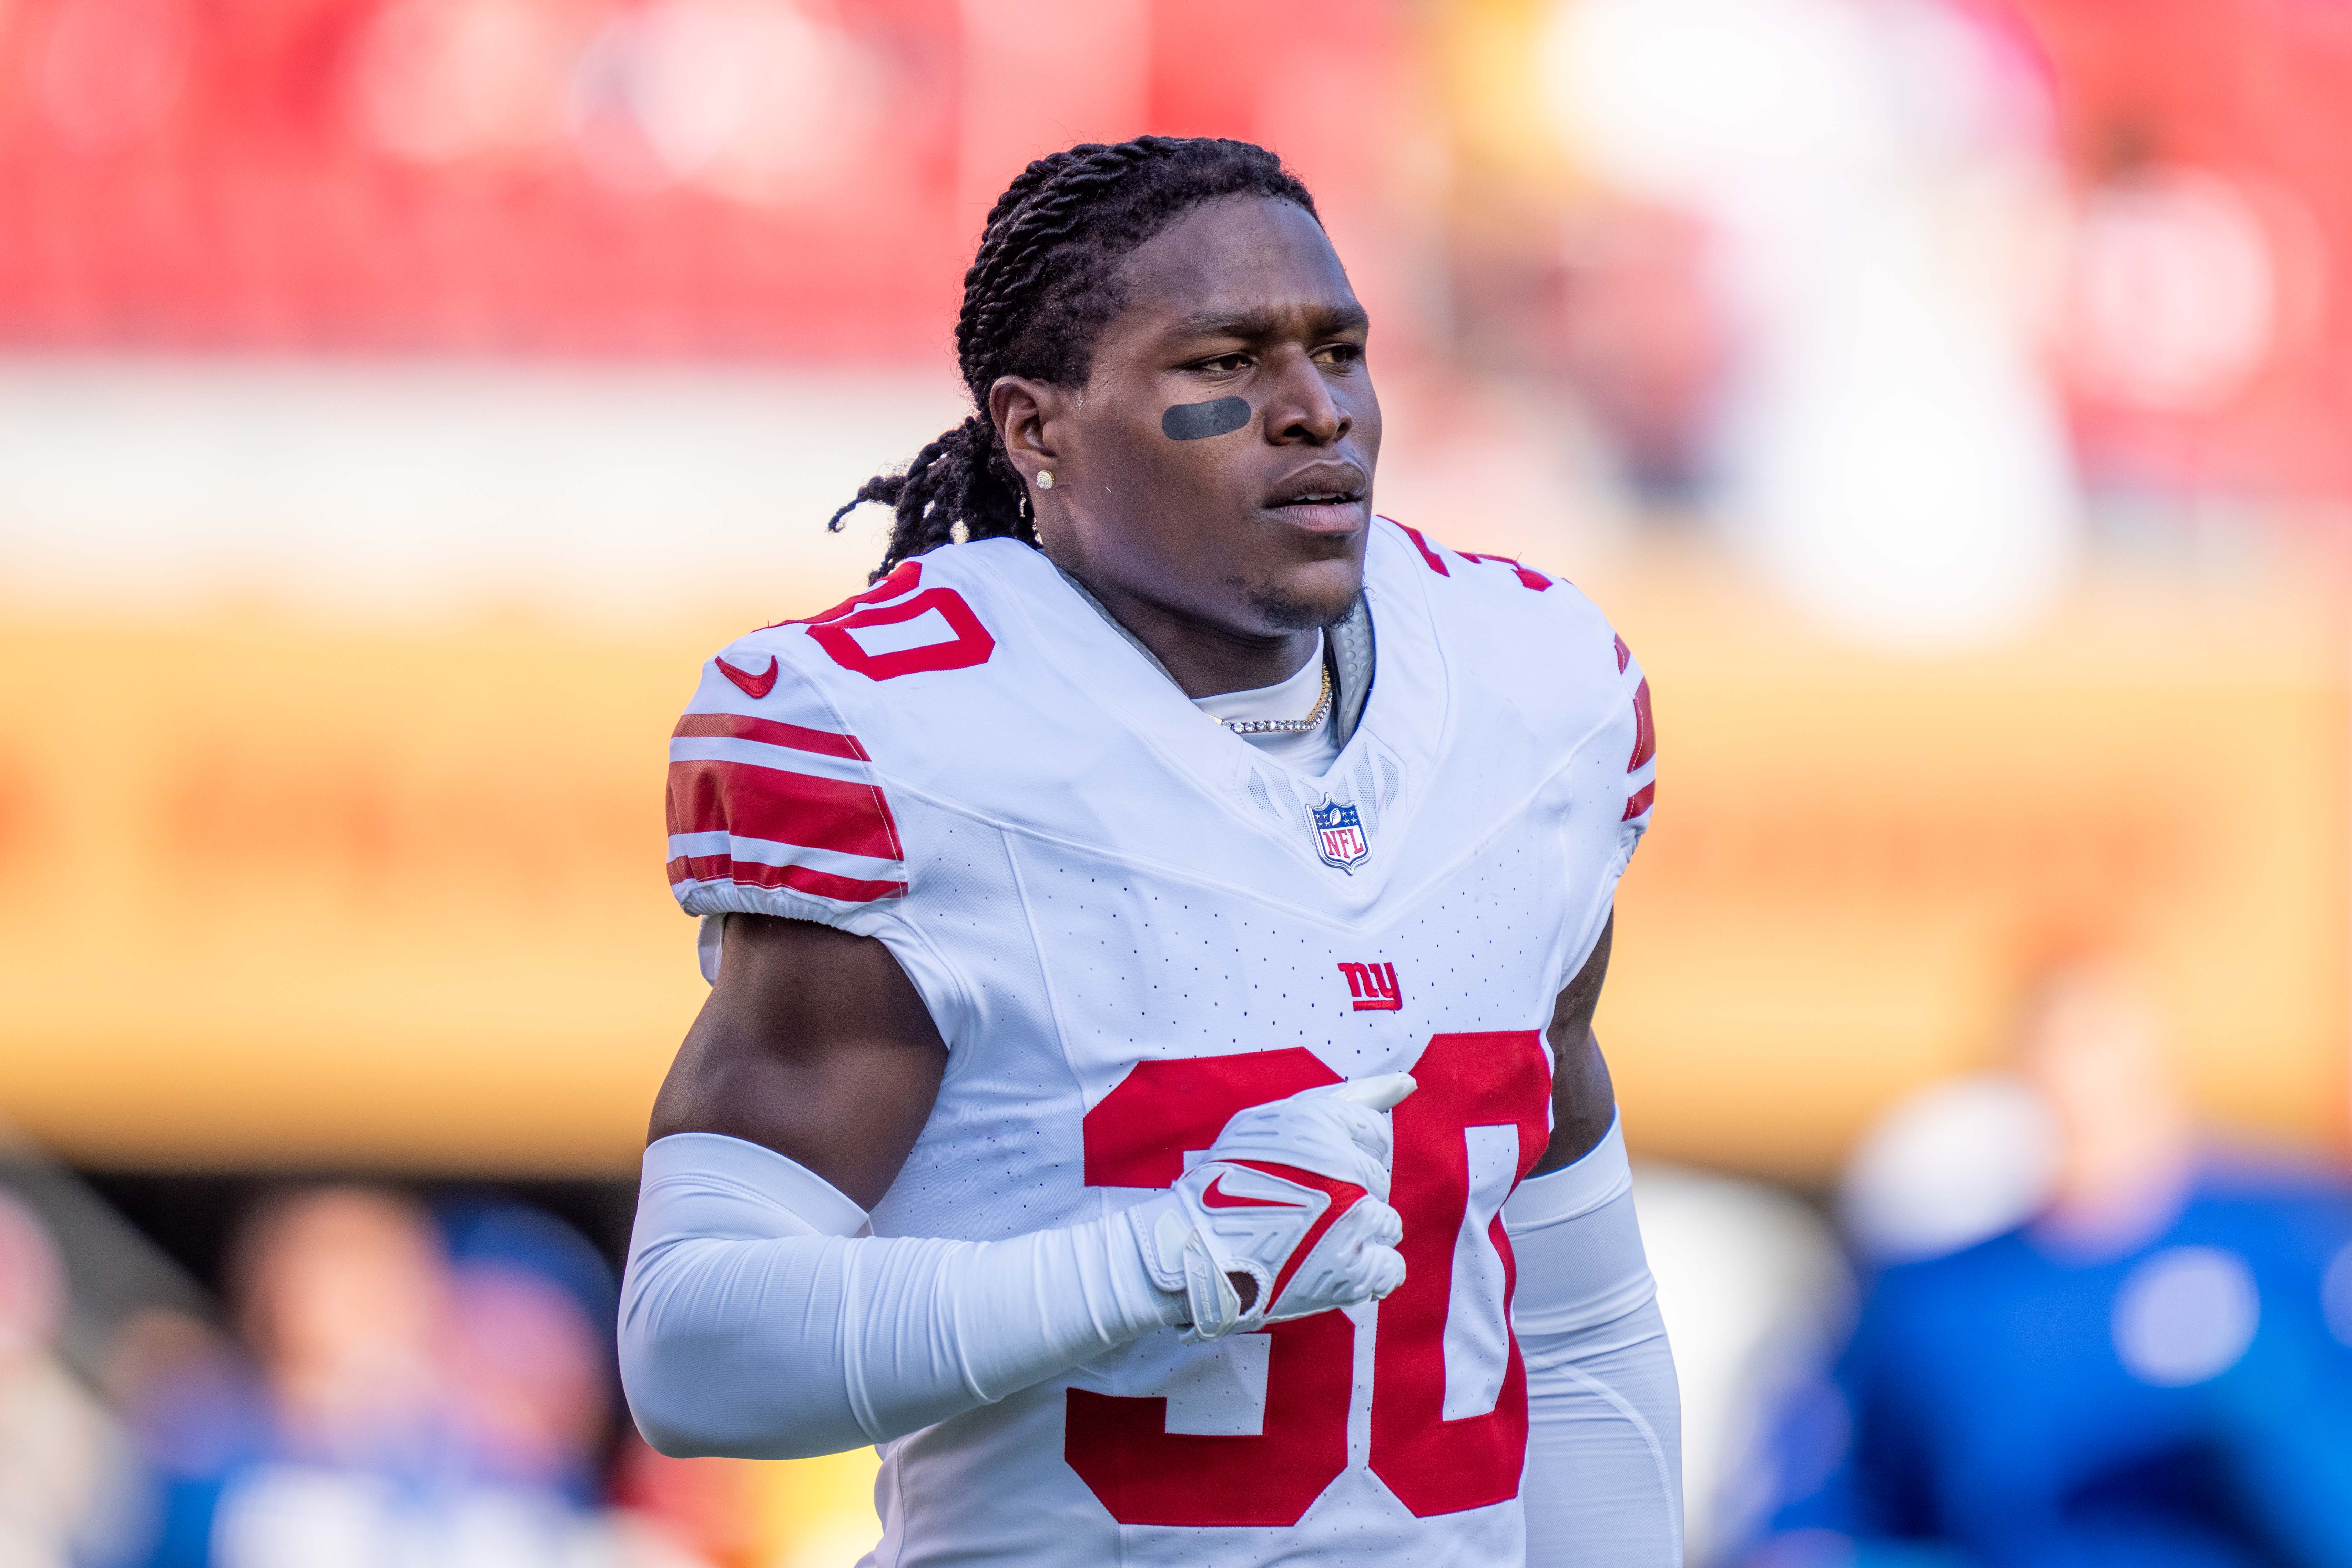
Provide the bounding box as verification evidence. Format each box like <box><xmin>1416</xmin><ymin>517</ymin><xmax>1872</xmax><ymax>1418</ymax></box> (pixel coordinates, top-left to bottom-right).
<box><xmin>1264</xmin><ymin>348</ymin><xmax>1349</xmax><ymax>446</ymax></box>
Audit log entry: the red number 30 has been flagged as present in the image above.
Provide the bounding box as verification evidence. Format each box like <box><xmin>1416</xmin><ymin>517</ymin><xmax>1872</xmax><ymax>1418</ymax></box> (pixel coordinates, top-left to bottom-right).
<box><xmin>788</xmin><ymin>561</ymin><xmax>998</xmax><ymax>681</ymax></box>
<box><xmin>1067</xmin><ymin>1032</ymin><xmax>1551</xmax><ymax>1527</ymax></box>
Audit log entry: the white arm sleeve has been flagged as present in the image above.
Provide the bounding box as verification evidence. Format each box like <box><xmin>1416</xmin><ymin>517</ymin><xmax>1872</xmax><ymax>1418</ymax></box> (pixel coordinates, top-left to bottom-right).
<box><xmin>1505</xmin><ymin>1114</ymin><xmax>1685</xmax><ymax>1567</ymax></box>
<box><xmin>619</xmin><ymin>1132</ymin><xmax>1184</xmax><ymax>1460</ymax></box>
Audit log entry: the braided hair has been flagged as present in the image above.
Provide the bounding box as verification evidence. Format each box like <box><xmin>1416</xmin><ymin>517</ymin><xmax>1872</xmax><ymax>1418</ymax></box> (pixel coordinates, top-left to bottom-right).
<box><xmin>827</xmin><ymin>137</ymin><xmax>1319</xmax><ymax>579</ymax></box>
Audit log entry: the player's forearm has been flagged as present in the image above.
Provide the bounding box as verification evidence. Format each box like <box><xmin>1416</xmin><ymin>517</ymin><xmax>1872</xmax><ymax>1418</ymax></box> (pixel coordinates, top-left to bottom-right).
<box><xmin>618</xmin><ymin>1132</ymin><xmax>1180</xmax><ymax>1460</ymax></box>
<box><xmin>1506</xmin><ymin>1113</ymin><xmax>1684</xmax><ymax>1566</ymax></box>
<box><xmin>1520</xmin><ymin>1301</ymin><xmax>1682</xmax><ymax>1567</ymax></box>
<box><xmin>621</xmin><ymin>1074</ymin><xmax>1415</xmax><ymax>1460</ymax></box>
<box><xmin>1510</xmin><ymin>1115</ymin><xmax>1656</xmax><ymax>1335</ymax></box>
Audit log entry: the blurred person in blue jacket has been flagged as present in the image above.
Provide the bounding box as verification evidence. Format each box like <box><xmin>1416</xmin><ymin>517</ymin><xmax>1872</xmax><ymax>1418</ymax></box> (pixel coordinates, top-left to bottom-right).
<box><xmin>437</xmin><ymin>1198</ymin><xmax>618</xmax><ymax>1509</ymax></box>
<box><xmin>1749</xmin><ymin>964</ymin><xmax>2352</xmax><ymax>1568</ymax></box>
<box><xmin>110</xmin><ymin>1185</ymin><xmax>625</xmax><ymax>1568</ymax></box>
<box><xmin>100</xmin><ymin>1307</ymin><xmax>270</xmax><ymax>1568</ymax></box>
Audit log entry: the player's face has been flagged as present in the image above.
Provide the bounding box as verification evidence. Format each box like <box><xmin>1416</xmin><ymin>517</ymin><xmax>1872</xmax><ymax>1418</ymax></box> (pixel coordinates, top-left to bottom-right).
<box><xmin>1006</xmin><ymin>197</ymin><xmax>1380</xmax><ymax>640</ymax></box>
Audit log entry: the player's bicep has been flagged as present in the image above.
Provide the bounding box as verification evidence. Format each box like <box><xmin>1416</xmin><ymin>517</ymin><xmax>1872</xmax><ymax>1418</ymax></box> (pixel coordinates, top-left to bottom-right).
<box><xmin>649</xmin><ymin>914</ymin><xmax>946</xmax><ymax>1210</ymax></box>
<box><xmin>1531</xmin><ymin>912</ymin><xmax>1616</xmax><ymax>1175</ymax></box>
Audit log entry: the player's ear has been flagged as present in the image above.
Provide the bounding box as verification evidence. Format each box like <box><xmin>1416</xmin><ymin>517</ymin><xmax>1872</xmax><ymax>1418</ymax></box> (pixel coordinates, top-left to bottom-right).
<box><xmin>988</xmin><ymin>374</ymin><xmax>1064</xmax><ymax>486</ymax></box>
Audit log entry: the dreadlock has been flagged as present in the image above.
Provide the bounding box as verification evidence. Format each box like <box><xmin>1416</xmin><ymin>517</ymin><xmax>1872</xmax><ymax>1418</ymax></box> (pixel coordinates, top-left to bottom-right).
<box><xmin>826</xmin><ymin>136</ymin><xmax>1320</xmax><ymax>580</ymax></box>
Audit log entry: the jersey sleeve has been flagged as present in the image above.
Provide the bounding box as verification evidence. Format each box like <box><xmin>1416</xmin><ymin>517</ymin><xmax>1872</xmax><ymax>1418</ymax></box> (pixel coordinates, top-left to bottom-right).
<box><xmin>664</xmin><ymin>637</ymin><xmax>906</xmax><ymax>936</ymax></box>
<box><xmin>1383</xmin><ymin>516</ymin><xmax>1657</xmax><ymax>843</ymax></box>
<box><xmin>1555</xmin><ymin>627</ymin><xmax>1655</xmax><ymax>991</ymax></box>
<box><xmin>1615</xmin><ymin>632</ymin><xmax>1657</xmax><ymax>842</ymax></box>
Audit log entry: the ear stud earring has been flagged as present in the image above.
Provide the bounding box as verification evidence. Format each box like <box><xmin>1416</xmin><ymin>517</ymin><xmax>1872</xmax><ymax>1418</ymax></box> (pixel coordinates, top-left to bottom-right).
<box><xmin>1036</xmin><ymin>470</ymin><xmax>1056</xmax><ymax>490</ymax></box>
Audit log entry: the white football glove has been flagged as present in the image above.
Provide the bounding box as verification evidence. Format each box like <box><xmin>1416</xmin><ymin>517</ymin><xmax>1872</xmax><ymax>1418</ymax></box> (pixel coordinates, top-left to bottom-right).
<box><xmin>1134</xmin><ymin>1073</ymin><xmax>1415</xmax><ymax>1342</ymax></box>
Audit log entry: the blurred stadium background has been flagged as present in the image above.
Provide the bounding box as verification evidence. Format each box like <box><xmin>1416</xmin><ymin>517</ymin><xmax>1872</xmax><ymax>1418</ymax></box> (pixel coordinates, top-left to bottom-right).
<box><xmin>5</xmin><ymin>0</ymin><xmax>2352</xmax><ymax>1562</ymax></box>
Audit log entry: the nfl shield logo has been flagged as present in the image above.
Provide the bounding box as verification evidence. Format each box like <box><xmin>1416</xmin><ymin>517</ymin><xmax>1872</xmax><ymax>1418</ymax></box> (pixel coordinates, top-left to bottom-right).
<box><xmin>1310</xmin><ymin>798</ymin><xmax>1370</xmax><ymax>872</ymax></box>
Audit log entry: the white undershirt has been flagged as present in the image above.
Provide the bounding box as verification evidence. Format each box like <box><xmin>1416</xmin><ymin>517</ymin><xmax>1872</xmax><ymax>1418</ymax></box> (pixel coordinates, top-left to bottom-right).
<box><xmin>1191</xmin><ymin>631</ymin><xmax>1342</xmax><ymax>774</ymax></box>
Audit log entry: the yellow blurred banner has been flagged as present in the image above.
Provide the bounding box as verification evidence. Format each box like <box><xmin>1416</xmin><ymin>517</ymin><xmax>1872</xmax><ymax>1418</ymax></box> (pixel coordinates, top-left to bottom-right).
<box><xmin>1606</xmin><ymin>561</ymin><xmax>2349</xmax><ymax>1177</ymax></box>
<box><xmin>0</xmin><ymin>611</ymin><xmax>713</xmax><ymax>1172</ymax></box>
<box><xmin>1</xmin><ymin>564</ymin><xmax>2344</xmax><ymax>1178</ymax></box>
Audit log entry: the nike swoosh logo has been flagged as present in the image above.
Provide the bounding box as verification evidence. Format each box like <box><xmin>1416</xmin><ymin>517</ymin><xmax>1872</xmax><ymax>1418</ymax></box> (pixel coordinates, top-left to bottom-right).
<box><xmin>1200</xmin><ymin>1174</ymin><xmax>1305</xmax><ymax>1210</ymax></box>
<box><xmin>715</xmin><ymin>654</ymin><xmax>779</xmax><ymax>699</ymax></box>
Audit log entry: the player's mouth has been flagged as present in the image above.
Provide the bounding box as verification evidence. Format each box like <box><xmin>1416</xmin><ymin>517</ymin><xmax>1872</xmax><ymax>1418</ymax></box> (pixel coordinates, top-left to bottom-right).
<box><xmin>1263</xmin><ymin>462</ymin><xmax>1369</xmax><ymax>534</ymax></box>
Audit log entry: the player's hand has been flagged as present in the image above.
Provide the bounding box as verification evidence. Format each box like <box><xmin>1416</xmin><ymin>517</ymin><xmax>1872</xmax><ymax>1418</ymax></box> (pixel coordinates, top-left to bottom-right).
<box><xmin>1134</xmin><ymin>1073</ymin><xmax>1415</xmax><ymax>1342</ymax></box>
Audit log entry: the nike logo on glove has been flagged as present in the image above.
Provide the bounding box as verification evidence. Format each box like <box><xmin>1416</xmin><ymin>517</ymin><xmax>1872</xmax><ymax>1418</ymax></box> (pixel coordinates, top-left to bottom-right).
<box><xmin>1199</xmin><ymin>1174</ymin><xmax>1306</xmax><ymax>1210</ymax></box>
<box><xmin>715</xmin><ymin>654</ymin><xmax>779</xmax><ymax>699</ymax></box>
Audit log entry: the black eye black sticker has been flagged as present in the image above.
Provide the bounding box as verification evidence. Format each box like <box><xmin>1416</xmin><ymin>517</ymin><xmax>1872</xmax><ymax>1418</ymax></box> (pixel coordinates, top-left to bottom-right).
<box><xmin>1161</xmin><ymin>396</ymin><xmax>1251</xmax><ymax>441</ymax></box>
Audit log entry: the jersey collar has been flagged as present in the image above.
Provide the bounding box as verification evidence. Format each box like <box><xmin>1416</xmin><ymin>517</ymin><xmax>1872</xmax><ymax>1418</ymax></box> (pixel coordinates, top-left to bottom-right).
<box><xmin>1049</xmin><ymin>561</ymin><xmax>1377</xmax><ymax>752</ymax></box>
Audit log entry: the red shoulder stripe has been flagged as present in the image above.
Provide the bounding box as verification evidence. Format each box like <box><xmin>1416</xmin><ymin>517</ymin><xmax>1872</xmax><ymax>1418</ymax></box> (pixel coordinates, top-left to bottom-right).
<box><xmin>1459</xmin><ymin>551</ymin><xmax>1552</xmax><ymax>591</ymax></box>
<box><xmin>1622</xmin><ymin>782</ymin><xmax>1655</xmax><ymax>822</ymax></box>
<box><xmin>666</xmin><ymin>854</ymin><xmax>905</xmax><ymax>904</ymax></box>
<box><xmin>1389</xmin><ymin>519</ymin><xmax>1451</xmax><ymax>576</ymax></box>
<box><xmin>767</xmin><ymin>559</ymin><xmax>925</xmax><ymax>629</ymax></box>
<box><xmin>1627</xmin><ymin>679</ymin><xmax>1655</xmax><ymax>771</ymax></box>
<box><xmin>671</xmin><ymin>711</ymin><xmax>869</xmax><ymax>761</ymax></box>
<box><xmin>665</xmin><ymin>758</ymin><xmax>900</xmax><ymax>861</ymax></box>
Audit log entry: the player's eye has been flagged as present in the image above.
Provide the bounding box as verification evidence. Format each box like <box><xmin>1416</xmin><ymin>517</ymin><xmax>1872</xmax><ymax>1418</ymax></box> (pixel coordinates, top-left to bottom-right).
<box><xmin>1191</xmin><ymin>352</ymin><xmax>1252</xmax><ymax>375</ymax></box>
<box><xmin>1313</xmin><ymin>343</ymin><xmax>1364</xmax><ymax>368</ymax></box>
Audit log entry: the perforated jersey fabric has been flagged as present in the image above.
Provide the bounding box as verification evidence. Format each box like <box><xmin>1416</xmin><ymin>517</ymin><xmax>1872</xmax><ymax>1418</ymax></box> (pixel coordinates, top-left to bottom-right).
<box><xmin>662</xmin><ymin>517</ymin><xmax>1656</xmax><ymax>1567</ymax></box>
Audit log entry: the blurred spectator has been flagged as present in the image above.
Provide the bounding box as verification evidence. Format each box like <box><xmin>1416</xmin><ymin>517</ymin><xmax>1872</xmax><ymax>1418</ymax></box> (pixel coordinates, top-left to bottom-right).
<box><xmin>1837</xmin><ymin>1075</ymin><xmax>2058</xmax><ymax>1269</ymax></box>
<box><xmin>100</xmin><ymin>1184</ymin><xmax>634</xmax><ymax>1568</ymax></box>
<box><xmin>1555</xmin><ymin>202</ymin><xmax>1728</xmax><ymax>509</ymax></box>
<box><xmin>233</xmin><ymin>1187</ymin><xmax>450</xmax><ymax>1476</ymax></box>
<box><xmin>100</xmin><ymin>1308</ymin><xmax>268</xmax><ymax>1568</ymax></box>
<box><xmin>1748</xmin><ymin>963</ymin><xmax>2352</xmax><ymax>1568</ymax></box>
<box><xmin>0</xmin><ymin>1190</ymin><xmax>132</xmax><ymax>1567</ymax></box>
<box><xmin>439</xmin><ymin>1200</ymin><xmax>617</xmax><ymax>1503</ymax></box>
<box><xmin>1540</xmin><ymin>0</ymin><xmax>2077</xmax><ymax>647</ymax></box>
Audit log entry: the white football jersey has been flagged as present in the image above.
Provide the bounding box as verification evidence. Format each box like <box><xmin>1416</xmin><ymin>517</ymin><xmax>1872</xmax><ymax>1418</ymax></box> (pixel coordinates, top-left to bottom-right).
<box><xmin>664</xmin><ymin>517</ymin><xmax>1656</xmax><ymax>1568</ymax></box>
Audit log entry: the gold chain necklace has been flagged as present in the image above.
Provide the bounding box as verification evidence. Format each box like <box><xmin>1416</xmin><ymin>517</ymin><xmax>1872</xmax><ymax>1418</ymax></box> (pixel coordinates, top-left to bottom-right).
<box><xmin>1216</xmin><ymin>662</ymin><xmax>1334</xmax><ymax>736</ymax></box>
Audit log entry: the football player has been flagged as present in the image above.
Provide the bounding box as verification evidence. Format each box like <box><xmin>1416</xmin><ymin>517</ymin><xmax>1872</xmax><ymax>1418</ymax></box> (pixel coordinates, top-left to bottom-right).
<box><xmin>620</xmin><ymin>137</ymin><xmax>1677</xmax><ymax>1566</ymax></box>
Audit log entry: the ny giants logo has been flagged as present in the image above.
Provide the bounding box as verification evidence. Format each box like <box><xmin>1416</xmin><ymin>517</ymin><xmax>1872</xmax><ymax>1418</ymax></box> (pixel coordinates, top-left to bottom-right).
<box><xmin>1337</xmin><ymin>961</ymin><xmax>1401</xmax><ymax>1012</ymax></box>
